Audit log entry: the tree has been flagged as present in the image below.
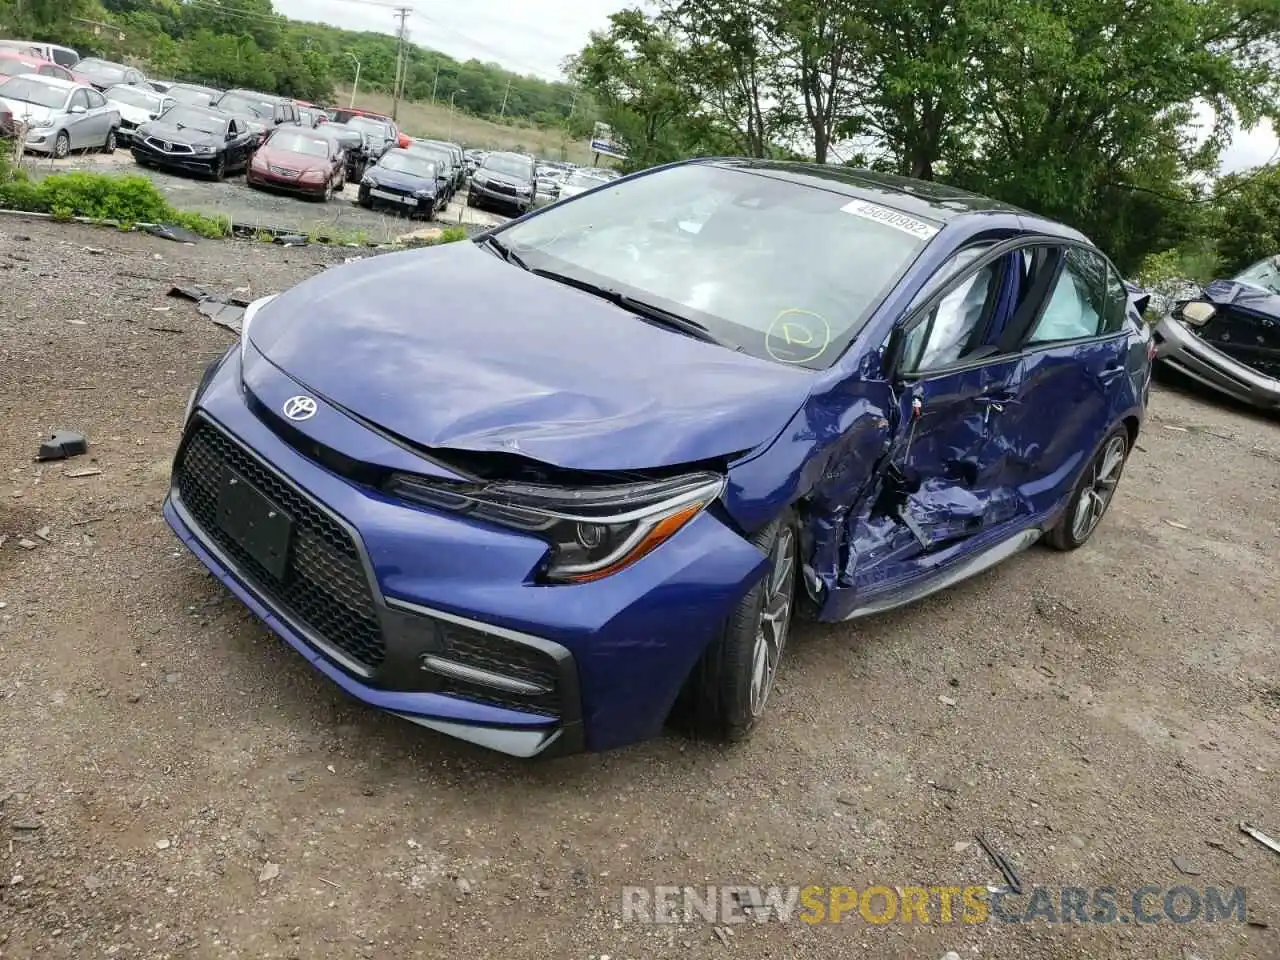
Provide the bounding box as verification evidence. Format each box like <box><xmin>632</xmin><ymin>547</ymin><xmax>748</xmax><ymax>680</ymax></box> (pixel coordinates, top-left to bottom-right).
<box><xmin>1216</xmin><ymin>164</ymin><xmax>1280</xmax><ymax>273</ymax></box>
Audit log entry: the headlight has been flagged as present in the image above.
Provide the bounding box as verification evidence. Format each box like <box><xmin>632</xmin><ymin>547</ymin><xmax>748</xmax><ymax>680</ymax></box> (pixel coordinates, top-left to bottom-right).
<box><xmin>387</xmin><ymin>472</ymin><xmax>726</xmax><ymax>583</ymax></box>
<box><xmin>1175</xmin><ymin>301</ymin><xmax>1215</xmax><ymax>327</ymax></box>
<box><xmin>472</xmin><ymin>174</ymin><xmax>489</xmax><ymax>186</ymax></box>
<box><xmin>193</xmin><ymin>144</ymin><xmax>215</xmax><ymax>155</ymax></box>
<box><xmin>414</xmin><ymin>189</ymin><xmax>433</xmax><ymax>199</ymax></box>
<box><xmin>239</xmin><ymin>294</ymin><xmax>279</xmax><ymax>368</ymax></box>
<box><xmin>361</xmin><ymin>175</ymin><xmax>374</xmax><ymax>186</ymax></box>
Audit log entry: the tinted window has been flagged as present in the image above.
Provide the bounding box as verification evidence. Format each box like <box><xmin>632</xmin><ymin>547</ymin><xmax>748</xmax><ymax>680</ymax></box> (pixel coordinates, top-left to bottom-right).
<box><xmin>1029</xmin><ymin>248</ymin><xmax>1114</xmax><ymax>344</ymax></box>
<box><xmin>499</xmin><ymin>163</ymin><xmax>937</xmax><ymax>369</ymax></box>
<box><xmin>52</xmin><ymin>49</ymin><xmax>78</xmax><ymax>68</ymax></box>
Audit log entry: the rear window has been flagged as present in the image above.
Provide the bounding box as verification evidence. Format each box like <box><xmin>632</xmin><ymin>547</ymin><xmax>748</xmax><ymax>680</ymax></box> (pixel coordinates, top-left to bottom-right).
<box><xmin>499</xmin><ymin>163</ymin><xmax>936</xmax><ymax>369</ymax></box>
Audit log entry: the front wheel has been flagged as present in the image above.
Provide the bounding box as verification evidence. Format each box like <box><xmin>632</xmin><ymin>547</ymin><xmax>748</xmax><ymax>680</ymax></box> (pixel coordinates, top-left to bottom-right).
<box><xmin>102</xmin><ymin>129</ymin><xmax>117</xmax><ymax>153</ymax></box>
<box><xmin>1044</xmin><ymin>425</ymin><xmax>1130</xmax><ymax>551</ymax></box>
<box><xmin>677</xmin><ymin>513</ymin><xmax>798</xmax><ymax>742</ymax></box>
<box><xmin>52</xmin><ymin>130</ymin><xmax>70</xmax><ymax>159</ymax></box>
<box><xmin>209</xmin><ymin>155</ymin><xmax>225</xmax><ymax>181</ymax></box>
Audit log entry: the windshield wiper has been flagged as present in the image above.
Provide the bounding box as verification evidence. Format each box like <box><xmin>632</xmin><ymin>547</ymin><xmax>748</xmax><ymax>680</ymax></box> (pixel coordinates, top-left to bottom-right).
<box><xmin>529</xmin><ymin>268</ymin><xmax>733</xmax><ymax>348</ymax></box>
<box><xmin>482</xmin><ymin>235</ymin><xmax>530</xmax><ymax>272</ymax></box>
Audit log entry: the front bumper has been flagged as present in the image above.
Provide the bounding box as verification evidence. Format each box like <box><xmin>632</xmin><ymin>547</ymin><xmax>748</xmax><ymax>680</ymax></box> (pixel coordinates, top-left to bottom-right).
<box><xmin>164</xmin><ymin>348</ymin><xmax>768</xmax><ymax>755</ymax></box>
<box><xmin>469</xmin><ymin>181</ymin><xmax>531</xmax><ymax>211</ymax></box>
<box><xmin>247</xmin><ymin>168</ymin><xmax>327</xmax><ymax>197</ymax></box>
<box><xmin>358</xmin><ymin>185</ymin><xmax>435</xmax><ymax>216</ymax></box>
<box><xmin>131</xmin><ymin>143</ymin><xmax>220</xmax><ymax>175</ymax></box>
<box><xmin>1153</xmin><ymin>314</ymin><xmax>1280</xmax><ymax>409</ymax></box>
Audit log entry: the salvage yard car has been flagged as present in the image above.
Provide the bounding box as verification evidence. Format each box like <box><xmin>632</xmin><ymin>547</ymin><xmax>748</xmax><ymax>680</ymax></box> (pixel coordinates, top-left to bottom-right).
<box><xmin>166</xmin><ymin>159</ymin><xmax>1151</xmax><ymax>758</ymax></box>
<box><xmin>104</xmin><ymin>83</ymin><xmax>174</xmax><ymax>143</ymax></box>
<box><xmin>0</xmin><ymin>75</ymin><xmax>119</xmax><ymax>156</ymax></box>
<box><xmin>357</xmin><ymin>149</ymin><xmax>443</xmax><ymax>217</ymax></box>
<box><xmin>1153</xmin><ymin>254</ymin><xmax>1280</xmax><ymax>410</ymax></box>
<box><xmin>74</xmin><ymin>57</ymin><xmax>145</xmax><ymax>91</ymax></box>
<box><xmin>131</xmin><ymin>104</ymin><xmax>255</xmax><ymax>180</ymax></box>
<box><xmin>468</xmin><ymin>150</ymin><xmax>536</xmax><ymax>214</ymax></box>
<box><xmin>247</xmin><ymin>126</ymin><xmax>345</xmax><ymax>201</ymax></box>
<box><xmin>165</xmin><ymin>82</ymin><xmax>221</xmax><ymax>108</ymax></box>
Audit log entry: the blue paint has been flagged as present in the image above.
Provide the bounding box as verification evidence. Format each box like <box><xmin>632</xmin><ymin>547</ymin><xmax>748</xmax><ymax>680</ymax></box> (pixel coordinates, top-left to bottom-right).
<box><xmin>167</xmin><ymin>159</ymin><xmax>1151</xmax><ymax>755</ymax></box>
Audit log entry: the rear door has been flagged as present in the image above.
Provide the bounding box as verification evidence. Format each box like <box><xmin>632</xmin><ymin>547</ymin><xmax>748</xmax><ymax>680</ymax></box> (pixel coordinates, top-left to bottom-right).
<box><xmin>993</xmin><ymin>244</ymin><xmax>1134</xmax><ymax>517</ymax></box>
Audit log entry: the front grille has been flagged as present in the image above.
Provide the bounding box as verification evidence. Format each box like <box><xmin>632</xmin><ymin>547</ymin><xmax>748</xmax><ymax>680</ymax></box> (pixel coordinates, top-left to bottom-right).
<box><xmin>426</xmin><ymin>619</ymin><xmax>562</xmax><ymax>716</ymax></box>
<box><xmin>175</xmin><ymin>420</ymin><xmax>386</xmax><ymax>672</ymax></box>
<box><xmin>269</xmin><ymin>165</ymin><xmax>300</xmax><ymax>177</ymax></box>
<box><xmin>145</xmin><ymin>137</ymin><xmax>193</xmax><ymax>154</ymax></box>
<box><xmin>488</xmin><ymin>181</ymin><xmax>517</xmax><ymax>195</ymax></box>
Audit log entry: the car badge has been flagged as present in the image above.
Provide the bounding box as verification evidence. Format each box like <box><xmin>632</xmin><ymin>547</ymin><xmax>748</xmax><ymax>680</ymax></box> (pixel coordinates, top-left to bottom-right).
<box><xmin>282</xmin><ymin>395</ymin><xmax>317</xmax><ymax>421</ymax></box>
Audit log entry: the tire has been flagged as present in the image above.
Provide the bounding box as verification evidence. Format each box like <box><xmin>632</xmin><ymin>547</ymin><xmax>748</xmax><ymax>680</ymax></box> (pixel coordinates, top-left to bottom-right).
<box><xmin>465</xmin><ymin>193</ymin><xmax>476</xmax><ymax>208</ymax></box>
<box><xmin>1044</xmin><ymin>424</ymin><xmax>1130</xmax><ymax>551</ymax></box>
<box><xmin>321</xmin><ymin>180</ymin><xmax>334</xmax><ymax>202</ymax></box>
<box><xmin>677</xmin><ymin>512</ymin><xmax>799</xmax><ymax>742</ymax></box>
<box><xmin>209</xmin><ymin>155</ymin><xmax>225</xmax><ymax>182</ymax></box>
<box><xmin>102</xmin><ymin>129</ymin><xmax>117</xmax><ymax>153</ymax></box>
<box><xmin>52</xmin><ymin>130</ymin><xmax>70</xmax><ymax>159</ymax></box>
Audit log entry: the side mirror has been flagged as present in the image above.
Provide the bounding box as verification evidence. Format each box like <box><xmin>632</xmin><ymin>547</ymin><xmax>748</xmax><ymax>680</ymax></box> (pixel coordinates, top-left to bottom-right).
<box><xmin>68</xmin><ymin>104</ymin><xmax>86</xmax><ymax>115</ymax></box>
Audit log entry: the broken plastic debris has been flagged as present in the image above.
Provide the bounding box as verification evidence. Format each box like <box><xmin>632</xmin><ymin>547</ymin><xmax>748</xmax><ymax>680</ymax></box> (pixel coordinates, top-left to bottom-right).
<box><xmin>144</xmin><ymin>223</ymin><xmax>202</xmax><ymax>244</ymax></box>
<box><xmin>1239</xmin><ymin>821</ymin><xmax>1280</xmax><ymax>856</ymax></box>
<box><xmin>36</xmin><ymin>430</ymin><xmax>87</xmax><ymax>461</ymax></box>
<box><xmin>274</xmin><ymin>234</ymin><xmax>308</xmax><ymax>247</ymax></box>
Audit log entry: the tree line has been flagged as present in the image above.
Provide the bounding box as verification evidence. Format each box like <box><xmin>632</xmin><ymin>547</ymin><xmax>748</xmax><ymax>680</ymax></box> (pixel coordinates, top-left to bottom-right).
<box><xmin>0</xmin><ymin>0</ymin><xmax>595</xmax><ymax>135</ymax></box>
<box><xmin>568</xmin><ymin>0</ymin><xmax>1280</xmax><ymax>275</ymax></box>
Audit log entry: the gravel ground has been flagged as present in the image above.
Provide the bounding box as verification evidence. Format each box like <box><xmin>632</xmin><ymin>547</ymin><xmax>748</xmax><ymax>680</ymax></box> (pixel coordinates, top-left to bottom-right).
<box><xmin>1</xmin><ymin>219</ymin><xmax>1278</xmax><ymax>960</ymax></box>
<box><xmin>19</xmin><ymin>152</ymin><xmax>508</xmax><ymax>241</ymax></box>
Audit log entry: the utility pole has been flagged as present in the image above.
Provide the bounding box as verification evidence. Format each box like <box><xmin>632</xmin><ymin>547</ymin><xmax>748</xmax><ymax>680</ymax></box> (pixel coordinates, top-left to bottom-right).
<box><xmin>430</xmin><ymin>65</ymin><xmax>439</xmax><ymax>105</ymax></box>
<box><xmin>391</xmin><ymin>6</ymin><xmax>411</xmax><ymax>122</ymax></box>
<box><xmin>498</xmin><ymin>77</ymin><xmax>511</xmax><ymax>119</ymax></box>
<box><xmin>346</xmin><ymin>52</ymin><xmax>361</xmax><ymax>108</ymax></box>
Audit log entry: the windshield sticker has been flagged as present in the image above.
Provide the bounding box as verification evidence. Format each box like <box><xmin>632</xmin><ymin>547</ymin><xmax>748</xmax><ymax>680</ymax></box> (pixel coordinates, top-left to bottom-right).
<box><xmin>840</xmin><ymin>199</ymin><xmax>940</xmax><ymax>240</ymax></box>
<box><xmin>765</xmin><ymin>309</ymin><xmax>831</xmax><ymax>364</ymax></box>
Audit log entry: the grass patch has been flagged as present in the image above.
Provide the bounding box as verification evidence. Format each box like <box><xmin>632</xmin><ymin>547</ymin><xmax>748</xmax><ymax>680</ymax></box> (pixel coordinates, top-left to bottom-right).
<box><xmin>342</xmin><ymin>89</ymin><xmax>594</xmax><ymax>164</ymax></box>
<box><xmin>0</xmin><ymin>166</ymin><xmax>230</xmax><ymax>237</ymax></box>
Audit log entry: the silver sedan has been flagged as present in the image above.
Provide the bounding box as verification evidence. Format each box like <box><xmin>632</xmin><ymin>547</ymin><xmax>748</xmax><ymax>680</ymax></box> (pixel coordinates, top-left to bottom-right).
<box><xmin>0</xmin><ymin>74</ymin><xmax>120</xmax><ymax>157</ymax></box>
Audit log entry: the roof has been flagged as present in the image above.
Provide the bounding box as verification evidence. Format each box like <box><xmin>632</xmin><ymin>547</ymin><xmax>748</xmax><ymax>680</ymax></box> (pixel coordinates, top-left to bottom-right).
<box><xmin>6</xmin><ymin>74</ymin><xmax>77</xmax><ymax>89</ymax></box>
<box><xmin>709</xmin><ymin>159</ymin><xmax>1028</xmax><ymax>222</ymax></box>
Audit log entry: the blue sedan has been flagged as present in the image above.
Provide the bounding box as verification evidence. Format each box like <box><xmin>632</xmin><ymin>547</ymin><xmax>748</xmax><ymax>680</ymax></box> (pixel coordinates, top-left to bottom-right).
<box><xmin>166</xmin><ymin>159</ymin><xmax>1152</xmax><ymax>757</ymax></box>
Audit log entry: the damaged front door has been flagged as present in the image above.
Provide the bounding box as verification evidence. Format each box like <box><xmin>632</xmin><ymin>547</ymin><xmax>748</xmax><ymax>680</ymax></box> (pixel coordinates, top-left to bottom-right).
<box><xmin>823</xmin><ymin>246</ymin><xmax>1031</xmax><ymax>620</ymax></box>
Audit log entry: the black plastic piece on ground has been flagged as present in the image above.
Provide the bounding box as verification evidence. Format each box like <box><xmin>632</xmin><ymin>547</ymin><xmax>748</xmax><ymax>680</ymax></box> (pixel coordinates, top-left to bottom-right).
<box><xmin>37</xmin><ymin>430</ymin><xmax>88</xmax><ymax>461</ymax></box>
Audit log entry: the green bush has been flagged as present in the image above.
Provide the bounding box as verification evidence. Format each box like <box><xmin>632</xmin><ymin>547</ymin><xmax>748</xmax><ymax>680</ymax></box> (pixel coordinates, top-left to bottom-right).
<box><xmin>437</xmin><ymin>226</ymin><xmax>467</xmax><ymax>244</ymax></box>
<box><xmin>0</xmin><ymin>168</ymin><xmax>230</xmax><ymax>238</ymax></box>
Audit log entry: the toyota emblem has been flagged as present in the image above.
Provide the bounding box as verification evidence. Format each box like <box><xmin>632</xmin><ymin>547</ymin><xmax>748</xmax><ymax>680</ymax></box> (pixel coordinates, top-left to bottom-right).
<box><xmin>282</xmin><ymin>395</ymin><xmax>317</xmax><ymax>421</ymax></box>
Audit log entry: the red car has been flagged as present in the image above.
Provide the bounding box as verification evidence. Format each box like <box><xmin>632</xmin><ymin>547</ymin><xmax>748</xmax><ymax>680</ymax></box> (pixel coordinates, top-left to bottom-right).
<box><xmin>0</xmin><ymin>51</ymin><xmax>85</xmax><ymax>85</ymax></box>
<box><xmin>246</xmin><ymin>126</ymin><xmax>346</xmax><ymax>201</ymax></box>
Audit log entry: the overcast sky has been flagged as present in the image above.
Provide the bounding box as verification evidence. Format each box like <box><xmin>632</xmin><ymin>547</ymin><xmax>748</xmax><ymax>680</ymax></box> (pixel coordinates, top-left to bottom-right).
<box><xmin>274</xmin><ymin>0</ymin><xmax>1276</xmax><ymax>173</ymax></box>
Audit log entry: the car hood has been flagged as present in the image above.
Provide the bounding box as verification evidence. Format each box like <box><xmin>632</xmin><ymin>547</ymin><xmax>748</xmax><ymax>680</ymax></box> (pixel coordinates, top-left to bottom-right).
<box><xmin>0</xmin><ymin>99</ymin><xmax>57</xmax><ymax>125</ymax></box>
<box><xmin>248</xmin><ymin>243</ymin><xmax>814</xmax><ymax>471</ymax></box>
<box><xmin>479</xmin><ymin>171</ymin><xmax>531</xmax><ymax>189</ymax></box>
<box><xmin>260</xmin><ymin>147</ymin><xmax>327</xmax><ymax>170</ymax></box>
<box><xmin>1204</xmin><ymin>279</ymin><xmax>1280</xmax><ymax>318</ymax></box>
<box><xmin>365</xmin><ymin>167</ymin><xmax>434</xmax><ymax>192</ymax></box>
<box><xmin>137</xmin><ymin>120</ymin><xmax>219</xmax><ymax>147</ymax></box>
<box><xmin>111</xmin><ymin>101</ymin><xmax>155</xmax><ymax>124</ymax></box>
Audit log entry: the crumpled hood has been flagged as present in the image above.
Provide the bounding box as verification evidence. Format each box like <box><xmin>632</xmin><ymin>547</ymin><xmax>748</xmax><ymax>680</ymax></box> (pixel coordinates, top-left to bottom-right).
<box><xmin>248</xmin><ymin>243</ymin><xmax>814</xmax><ymax>471</ymax></box>
<box><xmin>0</xmin><ymin>99</ymin><xmax>55</xmax><ymax>126</ymax></box>
<box><xmin>1204</xmin><ymin>279</ymin><xmax>1280</xmax><ymax>319</ymax></box>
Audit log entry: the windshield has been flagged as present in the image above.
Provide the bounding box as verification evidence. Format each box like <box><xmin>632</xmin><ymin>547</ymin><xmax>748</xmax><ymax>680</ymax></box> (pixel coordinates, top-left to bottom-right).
<box><xmin>216</xmin><ymin>93</ymin><xmax>270</xmax><ymax>118</ymax></box>
<box><xmin>78</xmin><ymin>60</ymin><xmax>126</xmax><ymax>82</ymax></box>
<box><xmin>409</xmin><ymin>144</ymin><xmax>451</xmax><ymax>167</ymax></box>
<box><xmin>483</xmin><ymin>154</ymin><xmax>533</xmax><ymax>179</ymax></box>
<box><xmin>0</xmin><ymin>75</ymin><xmax>67</xmax><ymax>109</ymax></box>
<box><xmin>107</xmin><ymin>85</ymin><xmax>164</xmax><ymax>110</ymax></box>
<box><xmin>1234</xmin><ymin>257</ymin><xmax>1280</xmax><ymax>295</ymax></box>
<box><xmin>378</xmin><ymin>152</ymin><xmax>437</xmax><ymax>178</ymax></box>
<box><xmin>348</xmin><ymin>116</ymin><xmax>392</xmax><ymax>138</ymax></box>
<box><xmin>169</xmin><ymin>85</ymin><xmax>213</xmax><ymax>106</ymax></box>
<box><xmin>497</xmin><ymin>163</ymin><xmax>934</xmax><ymax>369</ymax></box>
<box><xmin>268</xmin><ymin>129</ymin><xmax>328</xmax><ymax>156</ymax></box>
<box><xmin>162</xmin><ymin>106</ymin><xmax>224</xmax><ymax>135</ymax></box>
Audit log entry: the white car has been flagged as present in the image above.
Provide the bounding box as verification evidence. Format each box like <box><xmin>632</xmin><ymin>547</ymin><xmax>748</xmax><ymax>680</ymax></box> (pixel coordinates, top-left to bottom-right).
<box><xmin>104</xmin><ymin>83</ymin><xmax>175</xmax><ymax>143</ymax></box>
<box><xmin>0</xmin><ymin>40</ymin><xmax>79</xmax><ymax>68</ymax></box>
<box><xmin>556</xmin><ymin>169</ymin><xmax>614</xmax><ymax>201</ymax></box>
<box><xmin>0</xmin><ymin>75</ymin><xmax>120</xmax><ymax>157</ymax></box>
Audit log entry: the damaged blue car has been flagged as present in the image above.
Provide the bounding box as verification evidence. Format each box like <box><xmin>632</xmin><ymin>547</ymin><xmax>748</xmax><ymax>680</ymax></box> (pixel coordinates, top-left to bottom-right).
<box><xmin>165</xmin><ymin>158</ymin><xmax>1152</xmax><ymax>757</ymax></box>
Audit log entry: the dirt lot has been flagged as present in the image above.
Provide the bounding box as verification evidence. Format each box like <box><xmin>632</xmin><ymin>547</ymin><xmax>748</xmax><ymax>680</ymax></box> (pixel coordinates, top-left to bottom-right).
<box><xmin>21</xmin><ymin>152</ymin><xmax>508</xmax><ymax>241</ymax></box>
<box><xmin>0</xmin><ymin>220</ymin><xmax>1278</xmax><ymax>960</ymax></box>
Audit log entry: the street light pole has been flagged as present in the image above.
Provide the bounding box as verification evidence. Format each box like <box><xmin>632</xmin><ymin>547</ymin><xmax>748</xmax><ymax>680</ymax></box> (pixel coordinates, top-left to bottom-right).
<box><xmin>346</xmin><ymin>52</ymin><xmax>361</xmax><ymax>108</ymax></box>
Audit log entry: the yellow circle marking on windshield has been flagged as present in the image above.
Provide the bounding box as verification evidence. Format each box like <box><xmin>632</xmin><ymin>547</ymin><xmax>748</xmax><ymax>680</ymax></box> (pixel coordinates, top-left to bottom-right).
<box><xmin>766</xmin><ymin>309</ymin><xmax>831</xmax><ymax>364</ymax></box>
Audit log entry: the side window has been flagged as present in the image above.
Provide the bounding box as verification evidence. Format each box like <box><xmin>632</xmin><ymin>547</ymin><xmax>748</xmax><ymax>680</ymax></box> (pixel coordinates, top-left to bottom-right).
<box><xmin>900</xmin><ymin>258</ymin><xmax>1003</xmax><ymax>373</ymax></box>
<box><xmin>1028</xmin><ymin>248</ymin><xmax>1109</xmax><ymax>344</ymax></box>
<box><xmin>70</xmin><ymin>89</ymin><xmax>90</xmax><ymax>110</ymax></box>
<box><xmin>227</xmin><ymin>119</ymin><xmax>239</xmax><ymax>136</ymax></box>
<box><xmin>128</xmin><ymin>70</ymin><xmax>143</xmax><ymax>84</ymax></box>
<box><xmin>53</xmin><ymin>50</ymin><xmax>77</xmax><ymax>68</ymax></box>
<box><xmin>86</xmin><ymin>90</ymin><xmax>105</xmax><ymax>108</ymax></box>
<box><xmin>1100</xmin><ymin>261</ymin><xmax>1129</xmax><ymax>334</ymax></box>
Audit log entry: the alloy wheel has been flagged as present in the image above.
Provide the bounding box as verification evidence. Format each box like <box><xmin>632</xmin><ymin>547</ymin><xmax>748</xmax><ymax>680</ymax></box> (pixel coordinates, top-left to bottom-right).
<box><xmin>748</xmin><ymin>526</ymin><xmax>796</xmax><ymax>717</ymax></box>
<box><xmin>1071</xmin><ymin>434</ymin><xmax>1127</xmax><ymax>542</ymax></box>
<box><xmin>53</xmin><ymin>131</ymin><xmax>69</xmax><ymax>159</ymax></box>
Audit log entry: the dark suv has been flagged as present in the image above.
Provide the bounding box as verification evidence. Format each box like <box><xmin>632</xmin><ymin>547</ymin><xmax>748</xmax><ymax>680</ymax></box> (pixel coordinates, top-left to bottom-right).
<box><xmin>212</xmin><ymin>89</ymin><xmax>300</xmax><ymax>130</ymax></box>
<box><xmin>467</xmin><ymin>151</ymin><xmax>536</xmax><ymax>215</ymax></box>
